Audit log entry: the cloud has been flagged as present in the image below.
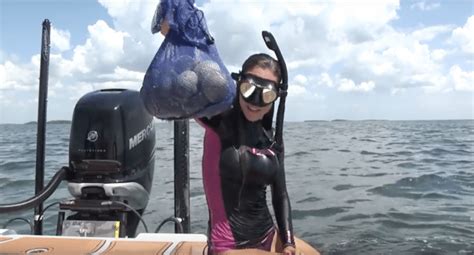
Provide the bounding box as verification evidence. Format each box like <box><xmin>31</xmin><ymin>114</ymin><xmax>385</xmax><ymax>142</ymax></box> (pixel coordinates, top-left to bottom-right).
<box><xmin>97</xmin><ymin>66</ymin><xmax>143</xmax><ymax>82</ymax></box>
<box><xmin>2</xmin><ymin>0</ymin><xmax>473</xmax><ymax>122</ymax></box>
<box><xmin>293</xmin><ymin>74</ymin><xmax>308</xmax><ymax>86</ymax></box>
<box><xmin>72</xmin><ymin>20</ymin><xmax>128</xmax><ymax>73</ymax></box>
<box><xmin>410</xmin><ymin>1</ymin><xmax>440</xmax><ymax>11</ymax></box>
<box><xmin>335</xmin><ymin>27</ymin><xmax>457</xmax><ymax>93</ymax></box>
<box><xmin>0</xmin><ymin>0</ymin><xmax>460</xmax><ymax>96</ymax></box>
<box><xmin>99</xmin><ymin>0</ymin><xmax>164</xmax><ymax>69</ymax></box>
<box><xmin>412</xmin><ymin>25</ymin><xmax>452</xmax><ymax>42</ymax></box>
<box><xmin>51</xmin><ymin>26</ymin><xmax>71</xmax><ymax>52</ymax></box>
<box><xmin>0</xmin><ymin>60</ymin><xmax>37</xmax><ymax>91</ymax></box>
<box><xmin>288</xmin><ymin>74</ymin><xmax>310</xmax><ymax>96</ymax></box>
<box><xmin>198</xmin><ymin>0</ymin><xmax>460</xmax><ymax>96</ymax></box>
<box><xmin>450</xmin><ymin>65</ymin><xmax>474</xmax><ymax>92</ymax></box>
<box><xmin>202</xmin><ymin>0</ymin><xmax>400</xmax><ymax>69</ymax></box>
<box><xmin>288</xmin><ymin>84</ymin><xmax>307</xmax><ymax>97</ymax></box>
<box><xmin>337</xmin><ymin>78</ymin><xmax>375</xmax><ymax>92</ymax></box>
<box><xmin>317</xmin><ymin>73</ymin><xmax>334</xmax><ymax>88</ymax></box>
<box><xmin>451</xmin><ymin>16</ymin><xmax>474</xmax><ymax>54</ymax></box>
<box><xmin>431</xmin><ymin>49</ymin><xmax>447</xmax><ymax>61</ymax></box>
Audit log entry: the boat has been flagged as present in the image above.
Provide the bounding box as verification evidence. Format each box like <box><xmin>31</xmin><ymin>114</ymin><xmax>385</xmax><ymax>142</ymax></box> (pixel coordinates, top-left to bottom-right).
<box><xmin>0</xmin><ymin>20</ymin><xmax>320</xmax><ymax>255</ymax></box>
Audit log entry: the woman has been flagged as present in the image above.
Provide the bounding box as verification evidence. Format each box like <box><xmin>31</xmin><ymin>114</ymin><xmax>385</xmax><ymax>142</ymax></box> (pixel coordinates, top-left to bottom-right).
<box><xmin>198</xmin><ymin>53</ymin><xmax>297</xmax><ymax>255</ymax></box>
<box><xmin>148</xmin><ymin>3</ymin><xmax>317</xmax><ymax>252</ymax></box>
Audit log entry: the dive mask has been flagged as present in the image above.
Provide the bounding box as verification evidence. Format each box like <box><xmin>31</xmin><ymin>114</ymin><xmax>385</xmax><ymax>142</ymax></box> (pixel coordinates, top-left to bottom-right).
<box><xmin>232</xmin><ymin>72</ymin><xmax>279</xmax><ymax>107</ymax></box>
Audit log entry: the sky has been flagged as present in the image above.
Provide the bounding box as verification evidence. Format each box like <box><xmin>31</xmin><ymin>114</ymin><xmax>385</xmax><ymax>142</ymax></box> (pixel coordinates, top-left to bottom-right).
<box><xmin>0</xmin><ymin>0</ymin><xmax>473</xmax><ymax>124</ymax></box>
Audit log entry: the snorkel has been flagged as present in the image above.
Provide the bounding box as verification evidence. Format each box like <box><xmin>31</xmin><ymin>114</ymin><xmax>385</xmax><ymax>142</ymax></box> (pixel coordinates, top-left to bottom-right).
<box><xmin>261</xmin><ymin>31</ymin><xmax>288</xmax><ymax>148</ymax></box>
<box><xmin>262</xmin><ymin>31</ymin><xmax>296</xmax><ymax>248</ymax></box>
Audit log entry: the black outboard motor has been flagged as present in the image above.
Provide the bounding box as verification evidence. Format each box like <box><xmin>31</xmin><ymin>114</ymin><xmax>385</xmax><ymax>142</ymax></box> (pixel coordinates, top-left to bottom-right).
<box><xmin>58</xmin><ymin>89</ymin><xmax>155</xmax><ymax>238</ymax></box>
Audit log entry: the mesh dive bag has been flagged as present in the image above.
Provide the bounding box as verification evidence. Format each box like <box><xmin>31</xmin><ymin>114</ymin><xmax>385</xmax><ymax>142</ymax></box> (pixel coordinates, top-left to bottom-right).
<box><xmin>140</xmin><ymin>0</ymin><xmax>235</xmax><ymax>119</ymax></box>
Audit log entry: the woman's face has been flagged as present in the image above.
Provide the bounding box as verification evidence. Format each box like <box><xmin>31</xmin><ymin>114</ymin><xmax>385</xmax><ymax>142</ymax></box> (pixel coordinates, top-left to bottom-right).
<box><xmin>239</xmin><ymin>67</ymin><xmax>279</xmax><ymax>122</ymax></box>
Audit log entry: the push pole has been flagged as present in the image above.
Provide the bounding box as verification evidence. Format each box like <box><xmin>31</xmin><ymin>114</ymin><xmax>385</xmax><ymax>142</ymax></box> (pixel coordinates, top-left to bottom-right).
<box><xmin>174</xmin><ymin>120</ymin><xmax>190</xmax><ymax>233</ymax></box>
<box><xmin>33</xmin><ymin>19</ymin><xmax>51</xmax><ymax>235</ymax></box>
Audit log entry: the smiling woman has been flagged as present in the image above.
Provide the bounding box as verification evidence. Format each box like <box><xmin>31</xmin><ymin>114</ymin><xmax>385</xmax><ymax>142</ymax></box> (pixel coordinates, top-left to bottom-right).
<box><xmin>194</xmin><ymin>47</ymin><xmax>321</xmax><ymax>254</ymax></box>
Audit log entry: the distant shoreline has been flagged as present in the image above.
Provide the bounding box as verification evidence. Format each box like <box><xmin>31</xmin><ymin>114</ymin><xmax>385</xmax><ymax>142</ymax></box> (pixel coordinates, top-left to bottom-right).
<box><xmin>23</xmin><ymin>120</ymin><xmax>72</xmax><ymax>125</ymax></box>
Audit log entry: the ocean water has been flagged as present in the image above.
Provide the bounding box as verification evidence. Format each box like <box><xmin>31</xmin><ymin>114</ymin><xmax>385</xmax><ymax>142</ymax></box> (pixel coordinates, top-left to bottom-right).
<box><xmin>0</xmin><ymin>120</ymin><xmax>473</xmax><ymax>254</ymax></box>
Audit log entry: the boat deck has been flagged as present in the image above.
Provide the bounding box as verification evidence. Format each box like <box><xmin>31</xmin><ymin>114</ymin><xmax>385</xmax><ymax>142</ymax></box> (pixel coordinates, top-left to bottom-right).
<box><xmin>0</xmin><ymin>233</ymin><xmax>320</xmax><ymax>254</ymax></box>
<box><xmin>0</xmin><ymin>233</ymin><xmax>204</xmax><ymax>255</ymax></box>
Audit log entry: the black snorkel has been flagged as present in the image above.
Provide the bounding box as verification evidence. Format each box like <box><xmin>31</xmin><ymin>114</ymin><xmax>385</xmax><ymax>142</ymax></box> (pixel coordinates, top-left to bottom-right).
<box><xmin>261</xmin><ymin>31</ymin><xmax>288</xmax><ymax>149</ymax></box>
<box><xmin>262</xmin><ymin>31</ymin><xmax>296</xmax><ymax>248</ymax></box>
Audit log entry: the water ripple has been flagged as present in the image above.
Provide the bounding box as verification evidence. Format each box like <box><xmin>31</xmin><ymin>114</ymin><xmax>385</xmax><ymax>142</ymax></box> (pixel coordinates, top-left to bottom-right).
<box><xmin>293</xmin><ymin>207</ymin><xmax>353</xmax><ymax>219</ymax></box>
<box><xmin>368</xmin><ymin>174</ymin><xmax>467</xmax><ymax>200</ymax></box>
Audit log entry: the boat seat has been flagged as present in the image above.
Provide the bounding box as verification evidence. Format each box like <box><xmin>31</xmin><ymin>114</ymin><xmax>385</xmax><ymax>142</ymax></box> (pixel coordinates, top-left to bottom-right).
<box><xmin>0</xmin><ymin>236</ymin><xmax>105</xmax><ymax>254</ymax></box>
<box><xmin>102</xmin><ymin>240</ymin><xmax>171</xmax><ymax>254</ymax></box>
<box><xmin>171</xmin><ymin>241</ymin><xmax>208</xmax><ymax>255</ymax></box>
<box><xmin>0</xmin><ymin>236</ymin><xmax>11</xmax><ymax>242</ymax></box>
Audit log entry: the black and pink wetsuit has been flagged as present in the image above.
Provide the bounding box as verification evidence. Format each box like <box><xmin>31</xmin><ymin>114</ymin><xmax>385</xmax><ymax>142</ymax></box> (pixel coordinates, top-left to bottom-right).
<box><xmin>198</xmin><ymin>107</ymin><xmax>295</xmax><ymax>253</ymax></box>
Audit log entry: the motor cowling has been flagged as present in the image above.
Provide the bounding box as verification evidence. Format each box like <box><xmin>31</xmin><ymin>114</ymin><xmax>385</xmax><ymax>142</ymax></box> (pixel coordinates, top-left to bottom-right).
<box><xmin>69</xmin><ymin>88</ymin><xmax>155</xmax><ymax>185</ymax></box>
<box><xmin>64</xmin><ymin>89</ymin><xmax>155</xmax><ymax>237</ymax></box>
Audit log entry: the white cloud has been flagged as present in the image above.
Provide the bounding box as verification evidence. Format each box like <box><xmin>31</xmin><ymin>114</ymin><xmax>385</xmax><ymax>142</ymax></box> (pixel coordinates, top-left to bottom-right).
<box><xmin>2</xmin><ymin>0</ymin><xmax>474</xmax><ymax>122</ymax></box>
<box><xmin>68</xmin><ymin>82</ymin><xmax>95</xmax><ymax>101</ymax></box>
<box><xmin>451</xmin><ymin>16</ymin><xmax>474</xmax><ymax>54</ymax></box>
<box><xmin>0</xmin><ymin>61</ymin><xmax>37</xmax><ymax>91</ymax></box>
<box><xmin>293</xmin><ymin>74</ymin><xmax>308</xmax><ymax>86</ymax></box>
<box><xmin>337</xmin><ymin>78</ymin><xmax>375</xmax><ymax>92</ymax></box>
<box><xmin>412</xmin><ymin>25</ymin><xmax>452</xmax><ymax>42</ymax></box>
<box><xmin>82</xmin><ymin>20</ymin><xmax>127</xmax><ymax>69</ymax></box>
<box><xmin>410</xmin><ymin>1</ymin><xmax>440</xmax><ymax>11</ymax></box>
<box><xmin>288</xmin><ymin>84</ymin><xmax>307</xmax><ymax>97</ymax></box>
<box><xmin>339</xmin><ymin>33</ymin><xmax>448</xmax><ymax>91</ymax></box>
<box><xmin>51</xmin><ymin>26</ymin><xmax>71</xmax><ymax>52</ymax></box>
<box><xmin>431</xmin><ymin>49</ymin><xmax>447</xmax><ymax>61</ymax></box>
<box><xmin>197</xmin><ymin>0</ymin><xmax>455</xmax><ymax>96</ymax></box>
<box><xmin>450</xmin><ymin>65</ymin><xmax>474</xmax><ymax>92</ymax></box>
<box><xmin>0</xmin><ymin>64</ymin><xmax>5</xmax><ymax>88</ymax></box>
<box><xmin>202</xmin><ymin>0</ymin><xmax>399</xmax><ymax>69</ymax></box>
<box><xmin>288</xmin><ymin>58</ymin><xmax>319</xmax><ymax>70</ymax></box>
<box><xmin>317</xmin><ymin>73</ymin><xmax>334</xmax><ymax>88</ymax></box>
<box><xmin>98</xmin><ymin>0</ymin><xmax>162</xmax><ymax>71</ymax></box>
<box><xmin>390</xmin><ymin>87</ymin><xmax>406</xmax><ymax>95</ymax></box>
<box><xmin>327</xmin><ymin>0</ymin><xmax>399</xmax><ymax>46</ymax></box>
<box><xmin>97</xmin><ymin>66</ymin><xmax>144</xmax><ymax>82</ymax></box>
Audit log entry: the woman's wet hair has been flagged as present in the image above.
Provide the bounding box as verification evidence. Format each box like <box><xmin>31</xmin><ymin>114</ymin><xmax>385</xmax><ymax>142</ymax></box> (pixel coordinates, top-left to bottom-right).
<box><xmin>242</xmin><ymin>53</ymin><xmax>281</xmax><ymax>84</ymax></box>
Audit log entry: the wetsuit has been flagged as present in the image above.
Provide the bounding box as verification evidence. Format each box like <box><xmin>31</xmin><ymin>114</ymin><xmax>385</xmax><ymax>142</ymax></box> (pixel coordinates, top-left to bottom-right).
<box><xmin>198</xmin><ymin>105</ymin><xmax>295</xmax><ymax>253</ymax></box>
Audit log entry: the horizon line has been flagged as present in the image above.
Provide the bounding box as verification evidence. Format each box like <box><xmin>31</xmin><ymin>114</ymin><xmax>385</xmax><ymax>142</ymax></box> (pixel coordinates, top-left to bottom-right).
<box><xmin>1</xmin><ymin>118</ymin><xmax>473</xmax><ymax>125</ymax></box>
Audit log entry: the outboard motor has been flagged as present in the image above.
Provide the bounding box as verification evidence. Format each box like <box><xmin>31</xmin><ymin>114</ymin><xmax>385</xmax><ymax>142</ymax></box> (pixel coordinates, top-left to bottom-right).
<box><xmin>58</xmin><ymin>89</ymin><xmax>155</xmax><ymax>238</ymax></box>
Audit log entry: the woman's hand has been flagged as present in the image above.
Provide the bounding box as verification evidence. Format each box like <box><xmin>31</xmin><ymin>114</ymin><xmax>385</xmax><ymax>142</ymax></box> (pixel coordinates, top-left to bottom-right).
<box><xmin>282</xmin><ymin>246</ymin><xmax>296</xmax><ymax>255</ymax></box>
<box><xmin>160</xmin><ymin>19</ymin><xmax>169</xmax><ymax>36</ymax></box>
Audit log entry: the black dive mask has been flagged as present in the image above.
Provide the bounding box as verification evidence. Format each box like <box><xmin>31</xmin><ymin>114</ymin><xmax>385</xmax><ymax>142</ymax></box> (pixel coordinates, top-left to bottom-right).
<box><xmin>232</xmin><ymin>72</ymin><xmax>279</xmax><ymax>107</ymax></box>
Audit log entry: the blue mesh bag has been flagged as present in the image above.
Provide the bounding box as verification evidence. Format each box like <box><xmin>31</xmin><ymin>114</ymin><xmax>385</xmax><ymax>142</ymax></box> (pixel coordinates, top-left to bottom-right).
<box><xmin>140</xmin><ymin>0</ymin><xmax>235</xmax><ymax>119</ymax></box>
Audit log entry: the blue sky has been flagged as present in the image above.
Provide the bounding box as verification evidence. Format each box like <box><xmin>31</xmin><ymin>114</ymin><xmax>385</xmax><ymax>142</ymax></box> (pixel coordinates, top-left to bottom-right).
<box><xmin>1</xmin><ymin>0</ymin><xmax>112</xmax><ymax>62</ymax></box>
<box><xmin>1</xmin><ymin>0</ymin><xmax>473</xmax><ymax>123</ymax></box>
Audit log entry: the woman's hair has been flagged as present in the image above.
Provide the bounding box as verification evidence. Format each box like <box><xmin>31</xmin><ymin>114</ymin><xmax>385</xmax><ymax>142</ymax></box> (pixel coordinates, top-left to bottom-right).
<box><xmin>242</xmin><ymin>53</ymin><xmax>281</xmax><ymax>83</ymax></box>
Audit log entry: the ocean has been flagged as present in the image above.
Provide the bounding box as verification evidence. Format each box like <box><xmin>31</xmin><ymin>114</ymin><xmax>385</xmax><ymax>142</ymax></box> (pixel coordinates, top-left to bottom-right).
<box><xmin>0</xmin><ymin>120</ymin><xmax>473</xmax><ymax>254</ymax></box>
